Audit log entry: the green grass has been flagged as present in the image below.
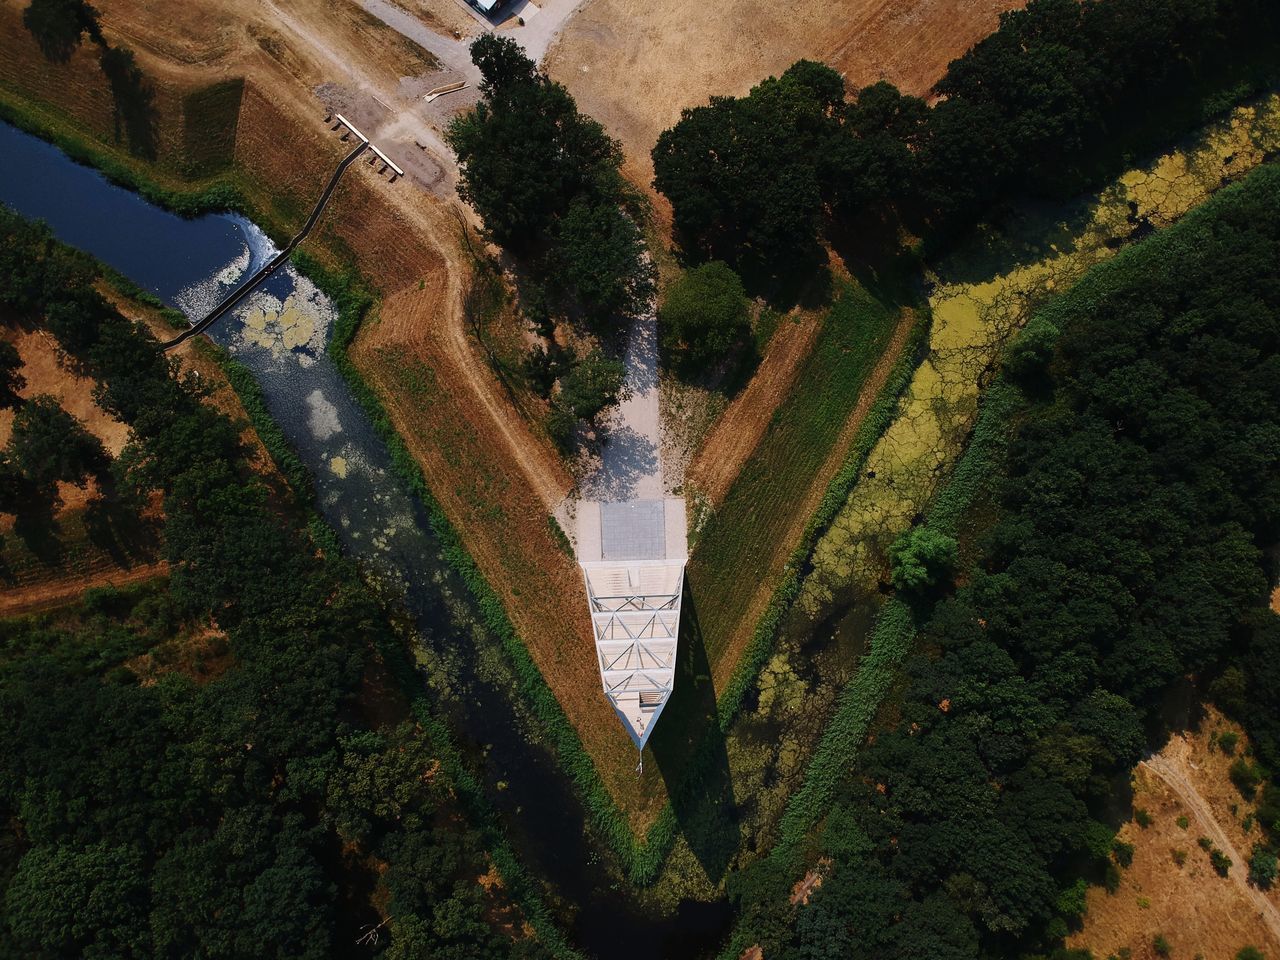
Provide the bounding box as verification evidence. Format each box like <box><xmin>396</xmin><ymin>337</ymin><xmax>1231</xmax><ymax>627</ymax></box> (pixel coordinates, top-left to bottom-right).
<box><xmin>689</xmin><ymin>281</ymin><xmax>905</xmax><ymax>670</ymax></box>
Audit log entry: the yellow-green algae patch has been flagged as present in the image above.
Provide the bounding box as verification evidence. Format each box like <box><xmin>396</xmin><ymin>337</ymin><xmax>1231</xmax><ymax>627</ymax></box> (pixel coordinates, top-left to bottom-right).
<box><xmin>800</xmin><ymin>95</ymin><xmax>1280</xmax><ymax>613</ymax></box>
<box><xmin>240</xmin><ymin>291</ymin><xmax>320</xmax><ymax>357</ymax></box>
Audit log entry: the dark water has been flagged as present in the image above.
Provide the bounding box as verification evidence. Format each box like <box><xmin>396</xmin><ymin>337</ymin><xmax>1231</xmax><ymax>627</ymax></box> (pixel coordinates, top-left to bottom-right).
<box><xmin>0</xmin><ymin>120</ymin><xmax>728</xmax><ymax>959</ymax></box>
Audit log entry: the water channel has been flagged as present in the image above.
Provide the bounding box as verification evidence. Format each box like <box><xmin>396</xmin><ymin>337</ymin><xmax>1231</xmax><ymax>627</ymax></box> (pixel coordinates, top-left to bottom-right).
<box><xmin>0</xmin><ymin>120</ymin><xmax>732</xmax><ymax>959</ymax></box>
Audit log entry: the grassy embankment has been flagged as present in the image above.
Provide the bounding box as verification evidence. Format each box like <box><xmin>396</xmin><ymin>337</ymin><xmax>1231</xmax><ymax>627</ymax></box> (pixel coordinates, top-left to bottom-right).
<box><xmin>715</xmin><ymin>96</ymin><xmax>1280</xmax><ymax>960</ymax></box>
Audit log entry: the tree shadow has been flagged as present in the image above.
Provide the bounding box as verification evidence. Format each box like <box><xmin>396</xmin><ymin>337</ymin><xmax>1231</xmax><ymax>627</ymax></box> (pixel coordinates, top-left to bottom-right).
<box><xmin>100</xmin><ymin>46</ymin><xmax>158</xmax><ymax>160</ymax></box>
<box><xmin>22</xmin><ymin>0</ymin><xmax>104</xmax><ymax>64</ymax></box>
<box><xmin>12</xmin><ymin>490</ymin><xmax>65</xmax><ymax>565</ymax></box>
<box><xmin>650</xmin><ymin>582</ymin><xmax>739</xmax><ymax>882</ymax></box>
<box><xmin>83</xmin><ymin>491</ymin><xmax>161</xmax><ymax>567</ymax></box>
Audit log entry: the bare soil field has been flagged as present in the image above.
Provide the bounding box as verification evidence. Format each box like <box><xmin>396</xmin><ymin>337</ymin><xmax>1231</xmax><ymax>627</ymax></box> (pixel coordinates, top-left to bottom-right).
<box><xmin>546</xmin><ymin>0</ymin><xmax>1024</xmax><ymax>187</ymax></box>
<box><xmin>1071</xmin><ymin>706</ymin><xmax>1280</xmax><ymax>960</ymax></box>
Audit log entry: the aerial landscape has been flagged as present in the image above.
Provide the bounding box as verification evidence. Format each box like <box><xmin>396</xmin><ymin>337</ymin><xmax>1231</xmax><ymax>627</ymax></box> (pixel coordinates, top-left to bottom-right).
<box><xmin>0</xmin><ymin>0</ymin><xmax>1279</xmax><ymax>956</ymax></box>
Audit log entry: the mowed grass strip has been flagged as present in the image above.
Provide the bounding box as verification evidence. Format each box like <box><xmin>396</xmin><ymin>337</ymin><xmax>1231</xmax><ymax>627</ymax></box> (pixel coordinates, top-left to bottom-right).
<box><xmin>688</xmin><ymin>281</ymin><xmax>902</xmax><ymax>678</ymax></box>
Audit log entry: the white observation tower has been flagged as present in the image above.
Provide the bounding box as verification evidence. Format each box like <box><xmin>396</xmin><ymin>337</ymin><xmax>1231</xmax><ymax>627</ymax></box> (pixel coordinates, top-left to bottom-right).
<box><xmin>576</xmin><ymin>498</ymin><xmax>687</xmax><ymax>752</ymax></box>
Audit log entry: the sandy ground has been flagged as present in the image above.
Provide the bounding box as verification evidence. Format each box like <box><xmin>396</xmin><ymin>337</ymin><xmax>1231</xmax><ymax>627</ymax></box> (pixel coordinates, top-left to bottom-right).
<box><xmin>0</xmin><ymin>327</ymin><xmax>129</xmax><ymax>456</ymax></box>
<box><xmin>1071</xmin><ymin>706</ymin><xmax>1280</xmax><ymax>960</ymax></box>
<box><xmin>546</xmin><ymin>0</ymin><xmax>1023</xmax><ymax>187</ymax></box>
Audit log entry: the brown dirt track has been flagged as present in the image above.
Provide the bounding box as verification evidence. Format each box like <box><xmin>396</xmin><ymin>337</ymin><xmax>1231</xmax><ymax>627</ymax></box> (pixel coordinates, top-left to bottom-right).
<box><xmin>687</xmin><ymin>312</ymin><xmax>821</xmax><ymax>508</ymax></box>
<box><xmin>546</xmin><ymin>0</ymin><xmax>1024</xmax><ymax>187</ymax></box>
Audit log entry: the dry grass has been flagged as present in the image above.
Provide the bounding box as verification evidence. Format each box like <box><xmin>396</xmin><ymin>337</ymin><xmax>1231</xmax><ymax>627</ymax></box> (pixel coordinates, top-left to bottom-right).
<box><xmin>546</xmin><ymin>0</ymin><xmax>1024</xmax><ymax>188</ymax></box>
<box><xmin>1070</xmin><ymin>705</ymin><xmax>1280</xmax><ymax>960</ymax></box>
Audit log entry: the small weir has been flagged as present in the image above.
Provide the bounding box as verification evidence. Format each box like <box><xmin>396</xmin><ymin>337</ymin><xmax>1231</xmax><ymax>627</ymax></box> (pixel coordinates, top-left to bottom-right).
<box><xmin>0</xmin><ymin>119</ymin><xmax>732</xmax><ymax>959</ymax></box>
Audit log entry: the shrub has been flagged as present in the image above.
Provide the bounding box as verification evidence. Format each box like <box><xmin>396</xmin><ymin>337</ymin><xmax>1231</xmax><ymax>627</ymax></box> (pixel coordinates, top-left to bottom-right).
<box><xmin>1237</xmin><ymin>947</ymin><xmax>1265</xmax><ymax>960</ymax></box>
<box><xmin>1211</xmin><ymin>849</ymin><xmax>1233</xmax><ymax>876</ymax></box>
<box><xmin>1230</xmin><ymin>757</ymin><xmax>1262</xmax><ymax>798</ymax></box>
<box><xmin>1199</xmin><ymin>836</ymin><xmax>1215</xmax><ymax>851</ymax></box>
<box><xmin>1154</xmin><ymin>934</ymin><xmax>1171</xmax><ymax>957</ymax></box>
<box><xmin>1219</xmin><ymin>730</ymin><xmax>1240</xmax><ymax>755</ymax></box>
<box><xmin>1002</xmin><ymin>313</ymin><xmax>1059</xmax><ymax>389</ymax></box>
<box><xmin>1248</xmin><ymin>844</ymin><xmax>1277</xmax><ymax>889</ymax></box>
<box><xmin>1112</xmin><ymin>839</ymin><xmax>1135</xmax><ymax>868</ymax></box>
<box><xmin>1172</xmin><ymin>848</ymin><xmax>1187</xmax><ymax>867</ymax></box>
<box><xmin>1177</xmin><ymin>815</ymin><xmax>1189</xmax><ymax>830</ymax></box>
<box><xmin>1104</xmin><ymin>861</ymin><xmax>1122</xmax><ymax>893</ymax></box>
<box><xmin>1134</xmin><ymin>807</ymin><xmax>1153</xmax><ymax>828</ymax></box>
<box><xmin>658</xmin><ymin>261</ymin><xmax>751</xmax><ymax>368</ymax></box>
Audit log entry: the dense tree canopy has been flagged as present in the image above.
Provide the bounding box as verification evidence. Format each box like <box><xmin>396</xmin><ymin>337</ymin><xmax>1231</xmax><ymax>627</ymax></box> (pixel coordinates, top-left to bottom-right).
<box><xmin>6</xmin><ymin>393</ymin><xmax>108</xmax><ymax>492</ymax></box>
<box><xmin>735</xmin><ymin>160</ymin><xmax>1280</xmax><ymax>960</ymax></box>
<box><xmin>0</xmin><ymin>208</ymin><xmax>552</xmax><ymax>960</ymax></box>
<box><xmin>652</xmin><ymin>0</ymin><xmax>1280</xmax><ymax>275</ymax></box>
<box><xmin>652</xmin><ymin>61</ymin><xmax>848</xmax><ymax>280</ymax></box>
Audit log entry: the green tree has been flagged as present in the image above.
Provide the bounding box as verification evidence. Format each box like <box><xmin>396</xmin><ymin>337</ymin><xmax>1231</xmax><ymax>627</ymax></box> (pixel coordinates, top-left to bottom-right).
<box><xmin>652</xmin><ymin>61</ymin><xmax>845</xmax><ymax>279</ymax></box>
<box><xmin>557</xmin><ymin>349</ymin><xmax>627</xmax><ymax>424</ymax></box>
<box><xmin>22</xmin><ymin>0</ymin><xmax>101</xmax><ymax>62</ymax></box>
<box><xmin>447</xmin><ymin>36</ymin><xmax>622</xmax><ymax>257</ymax></box>
<box><xmin>1248</xmin><ymin>844</ymin><xmax>1277</xmax><ymax>889</ymax></box>
<box><xmin>7</xmin><ymin>394</ymin><xmax>108</xmax><ymax>491</ymax></box>
<box><xmin>659</xmin><ymin>261</ymin><xmax>751</xmax><ymax>367</ymax></box>
<box><xmin>888</xmin><ymin>526</ymin><xmax>958</xmax><ymax>593</ymax></box>
<box><xmin>558</xmin><ymin>197</ymin><xmax>653</xmax><ymax>322</ymax></box>
<box><xmin>0</xmin><ymin>338</ymin><xmax>26</xmax><ymax>408</ymax></box>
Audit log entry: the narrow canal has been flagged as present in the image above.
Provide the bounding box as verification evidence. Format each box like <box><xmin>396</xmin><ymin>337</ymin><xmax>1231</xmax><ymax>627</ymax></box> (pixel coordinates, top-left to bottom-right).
<box><xmin>0</xmin><ymin>120</ymin><xmax>731</xmax><ymax>959</ymax></box>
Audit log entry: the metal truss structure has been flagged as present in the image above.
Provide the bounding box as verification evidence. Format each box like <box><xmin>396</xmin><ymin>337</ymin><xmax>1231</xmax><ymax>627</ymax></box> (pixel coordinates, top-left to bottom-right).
<box><xmin>577</xmin><ymin>499</ymin><xmax>687</xmax><ymax>751</ymax></box>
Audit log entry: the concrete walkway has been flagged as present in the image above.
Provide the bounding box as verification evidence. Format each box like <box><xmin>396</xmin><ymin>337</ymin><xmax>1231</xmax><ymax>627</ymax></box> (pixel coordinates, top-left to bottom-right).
<box><xmin>579</xmin><ymin>303</ymin><xmax>663</xmax><ymax>502</ymax></box>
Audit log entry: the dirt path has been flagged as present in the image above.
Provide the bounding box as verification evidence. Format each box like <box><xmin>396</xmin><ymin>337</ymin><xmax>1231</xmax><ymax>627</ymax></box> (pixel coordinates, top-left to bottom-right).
<box><xmin>0</xmin><ymin>561</ymin><xmax>169</xmax><ymax>619</ymax></box>
<box><xmin>1142</xmin><ymin>748</ymin><xmax>1280</xmax><ymax>946</ymax></box>
<box><xmin>687</xmin><ymin>311</ymin><xmax>822</xmax><ymax>506</ymax></box>
<box><xmin>262</xmin><ymin>0</ymin><xmax>573</xmax><ymax>514</ymax></box>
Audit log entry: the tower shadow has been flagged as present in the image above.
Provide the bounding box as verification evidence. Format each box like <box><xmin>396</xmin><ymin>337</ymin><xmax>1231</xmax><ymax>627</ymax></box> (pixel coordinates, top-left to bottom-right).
<box><xmin>650</xmin><ymin>582</ymin><xmax>739</xmax><ymax>881</ymax></box>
